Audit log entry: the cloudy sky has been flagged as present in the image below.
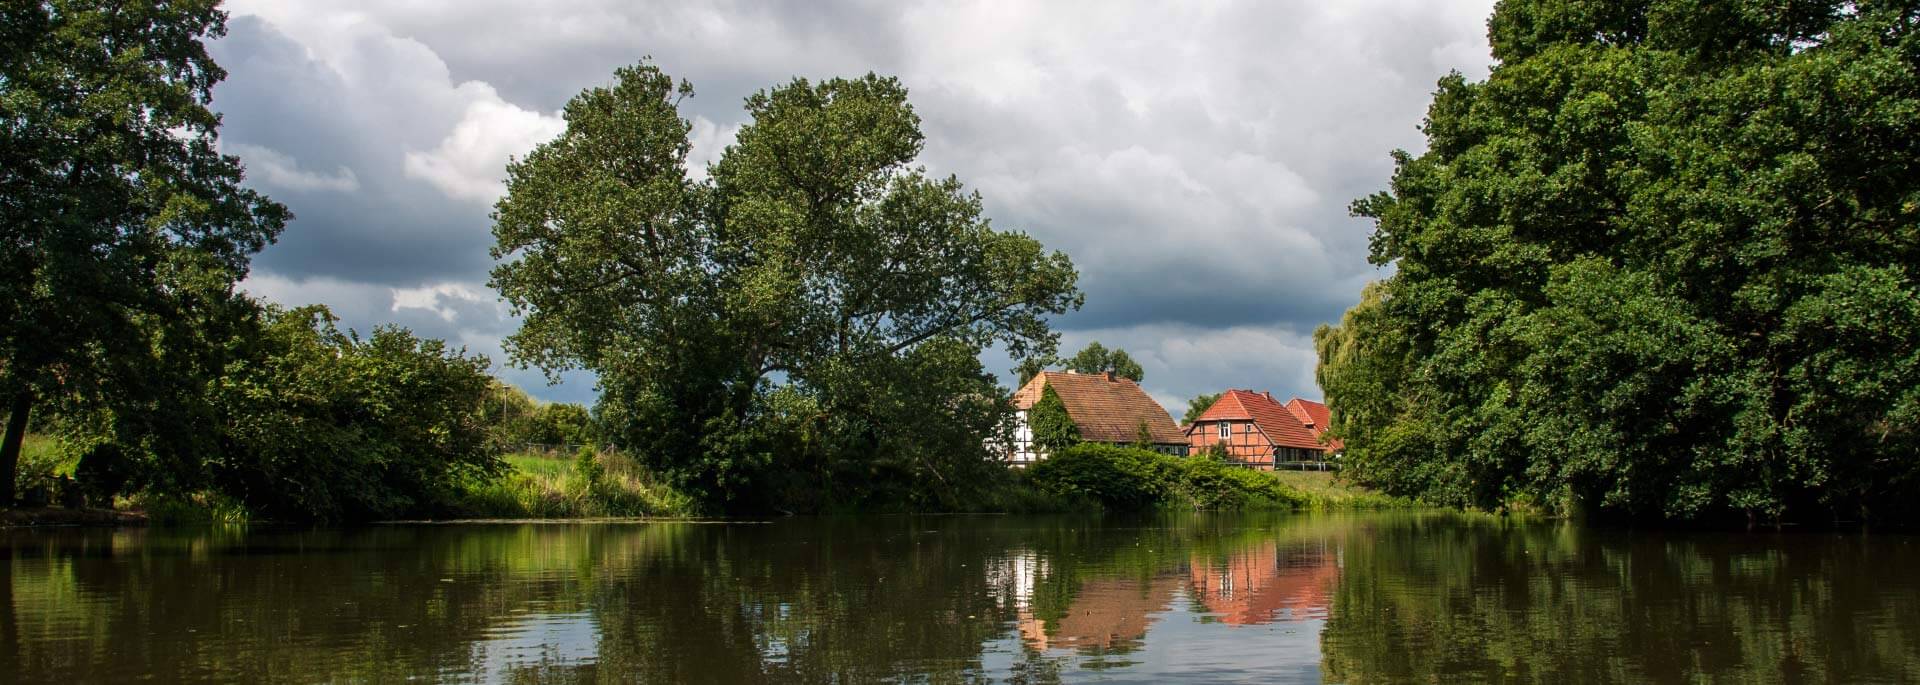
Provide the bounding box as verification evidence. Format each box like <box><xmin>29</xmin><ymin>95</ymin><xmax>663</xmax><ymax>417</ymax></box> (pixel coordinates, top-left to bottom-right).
<box><xmin>214</xmin><ymin>0</ymin><xmax>1497</xmax><ymax>412</ymax></box>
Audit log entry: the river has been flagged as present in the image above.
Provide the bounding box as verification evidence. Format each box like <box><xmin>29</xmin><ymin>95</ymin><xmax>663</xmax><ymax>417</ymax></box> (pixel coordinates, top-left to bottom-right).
<box><xmin>1</xmin><ymin>512</ymin><xmax>1915</xmax><ymax>683</ymax></box>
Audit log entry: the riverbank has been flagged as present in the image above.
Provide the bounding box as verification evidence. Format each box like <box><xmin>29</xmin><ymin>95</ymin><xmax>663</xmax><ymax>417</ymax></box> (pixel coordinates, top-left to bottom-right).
<box><xmin>8</xmin><ymin>440</ymin><xmax>1401</xmax><ymax>525</ymax></box>
<box><xmin>1</xmin><ymin>506</ymin><xmax>148</xmax><ymax>527</ymax></box>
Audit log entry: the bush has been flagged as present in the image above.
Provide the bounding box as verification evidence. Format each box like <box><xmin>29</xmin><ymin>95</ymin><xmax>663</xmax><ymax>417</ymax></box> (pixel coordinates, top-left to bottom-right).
<box><xmin>1028</xmin><ymin>444</ymin><xmax>1163</xmax><ymax>510</ymax></box>
<box><xmin>1028</xmin><ymin>444</ymin><xmax>1315</xmax><ymax>512</ymax></box>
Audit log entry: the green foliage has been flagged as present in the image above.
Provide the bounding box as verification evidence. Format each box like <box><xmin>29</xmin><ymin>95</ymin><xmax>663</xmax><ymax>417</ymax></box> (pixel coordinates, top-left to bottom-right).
<box><xmin>11</xmin><ymin>434</ymin><xmax>74</xmax><ymax>501</ymax></box>
<box><xmin>1024</xmin><ymin>444</ymin><xmax>1376</xmax><ymax>512</ymax></box>
<box><xmin>199</xmin><ymin>305</ymin><xmax>501</xmax><ymax>521</ymax></box>
<box><xmin>1325</xmin><ymin>1</ymin><xmax>1920</xmax><ymax>524</ymax></box>
<box><xmin>1028</xmin><ymin>444</ymin><xmax>1166</xmax><ymax>511</ymax></box>
<box><xmin>1028</xmin><ymin>384</ymin><xmax>1081</xmax><ymax>455</ymax></box>
<box><xmin>1063</xmin><ymin>341</ymin><xmax>1145</xmax><ymax>381</ymax></box>
<box><xmin>455</xmin><ymin>450</ymin><xmax>692</xmax><ymax>518</ymax></box>
<box><xmin>0</xmin><ymin>0</ymin><xmax>289</xmax><ymax>506</ymax></box>
<box><xmin>49</xmin><ymin>301</ymin><xmax>503</xmax><ymax>521</ymax></box>
<box><xmin>1182</xmin><ymin>393</ymin><xmax>1223</xmax><ymax>425</ymax></box>
<box><xmin>482</xmin><ymin>383</ymin><xmax>597</xmax><ymax>450</ymax></box>
<box><xmin>491</xmin><ymin>62</ymin><xmax>1081</xmax><ymax>512</ymax></box>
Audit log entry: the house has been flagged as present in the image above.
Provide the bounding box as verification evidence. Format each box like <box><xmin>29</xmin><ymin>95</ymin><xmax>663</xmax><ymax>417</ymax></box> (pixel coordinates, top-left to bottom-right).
<box><xmin>1006</xmin><ymin>371</ymin><xmax>1189</xmax><ymax>464</ymax></box>
<box><xmin>1283</xmin><ymin>397</ymin><xmax>1343</xmax><ymax>453</ymax></box>
<box><xmin>1185</xmin><ymin>389</ymin><xmax>1339</xmax><ymax>469</ymax></box>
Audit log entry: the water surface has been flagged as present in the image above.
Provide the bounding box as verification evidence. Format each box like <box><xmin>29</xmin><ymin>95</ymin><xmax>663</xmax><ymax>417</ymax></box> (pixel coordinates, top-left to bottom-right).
<box><xmin>2</xmin><ymin>512</ymin><xmax>1915</xmax><ymax>683</ymax></box>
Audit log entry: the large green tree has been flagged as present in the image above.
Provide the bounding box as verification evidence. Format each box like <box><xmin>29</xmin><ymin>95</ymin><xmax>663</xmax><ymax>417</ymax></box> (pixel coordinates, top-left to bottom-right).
<box><xmin>491</xmin><ymin>64</ymin><xmax>1081</xmax><ymax>511</ymax></box>
<box><xmin>1321</xmin><ymin>0</ymin><xmax>1920</xmax><ymax>524</ymax></box>
<box><xmin>0</xmin><ymin>0</ymin><xmax>288</xmax><ymax>506</ymax></box>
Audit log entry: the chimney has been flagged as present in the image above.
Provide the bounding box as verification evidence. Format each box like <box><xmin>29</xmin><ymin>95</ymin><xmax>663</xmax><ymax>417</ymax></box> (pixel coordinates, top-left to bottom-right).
<box><xmin>1264</xmin><ymin>391</ymin><xmax>1274</xmax><ymax>402</ymax></box>
<box><xmin>1104</xmin><ymin>371</ymin><xmax>1115</xmax><ymax>382</ymax></box>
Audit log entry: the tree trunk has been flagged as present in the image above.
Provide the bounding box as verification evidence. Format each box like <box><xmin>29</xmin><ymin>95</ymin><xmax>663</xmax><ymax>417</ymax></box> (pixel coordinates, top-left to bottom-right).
<box><xmin>0</xmin><ymin>390</ymin><xmax>30</xmax><ymax>510</ymax></box>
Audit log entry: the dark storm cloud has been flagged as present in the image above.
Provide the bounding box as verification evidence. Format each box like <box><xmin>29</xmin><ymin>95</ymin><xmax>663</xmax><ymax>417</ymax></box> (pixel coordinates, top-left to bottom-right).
<box><xmin>215</xmin><ymin>0</ymin><xmax>1494</xmax><ymax>406</ymax></box>
<box><xmin>211</xmin><ymin>17</ymin><xmax>502</xmax><ymax>284</ymax></box>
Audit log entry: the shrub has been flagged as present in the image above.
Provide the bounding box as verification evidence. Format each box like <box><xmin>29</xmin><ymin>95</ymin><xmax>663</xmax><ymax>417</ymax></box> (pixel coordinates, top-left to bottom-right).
<box><xmin>1028</xmin><ymin>444</ymin><xmax>1164</xmax><ymax>510</ymax></box>
<box><xmin>1030</xmin><ymin>444</ymin><xmax>1324</xmax><ymax>512</ymax></box>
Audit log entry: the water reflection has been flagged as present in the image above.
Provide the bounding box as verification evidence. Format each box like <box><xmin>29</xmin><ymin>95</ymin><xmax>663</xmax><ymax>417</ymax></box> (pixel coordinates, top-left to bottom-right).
<box><xmin>1</xmin><ymin>513</ymin><xmax>1915</xmax><ymax>683</ymax></box>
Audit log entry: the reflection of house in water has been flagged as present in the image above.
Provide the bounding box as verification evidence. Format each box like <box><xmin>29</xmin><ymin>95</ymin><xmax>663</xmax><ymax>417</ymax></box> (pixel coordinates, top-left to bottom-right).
<box><xmin>987</xmin><ymin>551</ymin><xmax>1181</xmax><ymax>653</ymax></box>
<box><xmin>1016</xmin><ymin>577</ymin><xmax>1181</xmax><ymax>652</ymax></box>
<box><xmin>1187</xmin><ymin>542</ymin><xmax>1340</xmax><ymax>625</ymax></box>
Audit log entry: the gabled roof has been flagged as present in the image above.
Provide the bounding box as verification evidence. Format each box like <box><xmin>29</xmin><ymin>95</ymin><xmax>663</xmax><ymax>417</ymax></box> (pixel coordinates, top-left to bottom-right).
<box><xmin>1189</xmin><ymin>389</ymin><xmax>1324</xmax><ymax>450</ymax></box>
<box><xmin>1013</xmin><ymin>371</ymin><xmax>1186</xmax><ymax>445</ymax></box>
<box><xmin>1285</xmin><ymin>398</ymin><xmax>1343</xmax><ymax>451</ymax></box>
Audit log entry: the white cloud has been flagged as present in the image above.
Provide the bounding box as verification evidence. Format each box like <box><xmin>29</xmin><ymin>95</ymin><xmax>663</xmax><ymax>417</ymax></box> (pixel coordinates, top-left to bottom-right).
<box><xmin>686</xmin><ymin>115</ymin><xmax>740</xmax><ymax>182</ymax></box>
<box><xmin>403</xmin><ymin>90</ymin><xmax>566</xmax><ymax>203</ymax></box>
<box><xmin>390</xmin><ymin>281</ymin><xmax>504</xmax><ymax>323</ymax></box>
<box><xmin>224</xmin><ymin>141</ymin><xmax>360</xmax><ymax>192</ymax></box>
<box><xmin>214</xmin><ymin>0</ymin><xmax>1498</xmax><ymax>405</ymax></box>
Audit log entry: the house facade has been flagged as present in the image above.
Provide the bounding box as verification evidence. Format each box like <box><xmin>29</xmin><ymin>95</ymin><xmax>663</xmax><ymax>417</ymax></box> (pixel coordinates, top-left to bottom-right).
<box><xmin>1005</xmin><ymin>371</ymin><xmax>1190</xmax><ymax>464</ymax></box>
<box><xmin>1185</xmin><ymin>390</ymin><xmax>1340</xmax><ymax>469</ymax></box>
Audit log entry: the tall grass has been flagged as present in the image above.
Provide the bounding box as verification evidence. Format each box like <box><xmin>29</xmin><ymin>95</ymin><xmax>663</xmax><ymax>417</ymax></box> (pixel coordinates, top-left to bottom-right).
<box><xmin>455</xmin><ymin>448</ymin><xmax>692</xmax><ymax>518</ymax></box>
<box><xmin>1028</xmin><ymin>444</ymin><xmax>1412</xmax><ymax>512</ymax></box>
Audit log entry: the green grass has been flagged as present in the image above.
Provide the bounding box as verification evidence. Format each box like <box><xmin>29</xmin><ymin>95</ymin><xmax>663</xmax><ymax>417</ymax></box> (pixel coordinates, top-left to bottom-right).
<box><xmin>1269</xmin><ymin>470</ymin><xmax>1409</xmax><ymax>508</ymax></box>
<box><xmin>455</xmin><ymin>449</ymin><xmax>693</xmax><ymax>518</ymax></box>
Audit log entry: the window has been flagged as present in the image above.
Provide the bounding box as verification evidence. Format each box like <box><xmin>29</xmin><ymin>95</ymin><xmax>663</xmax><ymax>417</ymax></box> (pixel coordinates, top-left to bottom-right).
<box><xmin>1218</xmin><ymin>422</ymin><xmax>1231</xmax><ymax>439</ymax></box>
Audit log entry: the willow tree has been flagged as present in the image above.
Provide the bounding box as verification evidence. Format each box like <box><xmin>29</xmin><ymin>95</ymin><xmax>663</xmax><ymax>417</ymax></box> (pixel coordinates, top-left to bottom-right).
<box><xmin>491</xmin><ymin>64</ymin><xmax>1081</xmax><ymax>510</ymax></box>
<box><xmin>1322</xmin><ymin>0</ymin><xmax>1920</xmax><ymax>524</ymax></box>
<box><xmin>0</xmin><ymin>1</ymin><xmax>288</xmax><ymax>506</ymax></box>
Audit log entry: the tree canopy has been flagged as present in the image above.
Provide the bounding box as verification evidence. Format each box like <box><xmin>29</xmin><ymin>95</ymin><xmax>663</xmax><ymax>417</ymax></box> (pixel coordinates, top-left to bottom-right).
<box><xmin>0</xmin><ymin>0</ymin><xmax>289</xmax><ymax>506</ymax></box>
<box><xmin>1319</xmin><ymin>0</ymin><xmax>1920</xmax><ymax>525</ymax></box>
<box><xmin>1062</xmin><ymin>342</ymin><xmax>1145</xmax><ymax>381</ymax></box>
<box><xmin>491</xmin><ymin>63</ymin><xmax>1081</xmax><ymax>511</ymax></box>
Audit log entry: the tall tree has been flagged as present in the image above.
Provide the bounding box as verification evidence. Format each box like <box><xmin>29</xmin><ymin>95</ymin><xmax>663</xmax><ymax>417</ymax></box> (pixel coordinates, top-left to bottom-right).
<box><xmin>1324</xmin><ymin>0</ymin><xmax>1920</xmax><ymax>525</ymax></box>
<box><xmin>1064</xmin><ymin>341</ymin><xmax>1145</xmax><ymax>381</ymax></box>
<box><xmin>0</xmin><ymin>1</ymin><xmax>288</xmax><ymax>506</ymax></box>
<box><xmin>491</xmin><ymin>63</ymin><xmax>1081</xmax><ymax>510</ymax></box>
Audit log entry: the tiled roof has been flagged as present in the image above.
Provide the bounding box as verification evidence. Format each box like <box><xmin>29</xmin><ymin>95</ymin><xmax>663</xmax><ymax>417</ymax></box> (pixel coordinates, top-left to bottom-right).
<box><xmin>1285</xmin><ymin>398</ymin><xmax>1343</xmax><ymax>451</ymax></box>
<box><xmin>1189</xmin><ymin>390</ymin><xmax>1324</xmax><ymax>450</ymax></box>
<box><xmin>1013</xmin><ymin>371</ymin><xmax>1186</xmax><ymax>445</ymax></box>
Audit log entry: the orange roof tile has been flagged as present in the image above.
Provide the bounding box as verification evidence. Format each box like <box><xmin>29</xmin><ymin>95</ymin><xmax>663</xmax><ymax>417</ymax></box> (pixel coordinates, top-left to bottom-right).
<box><xmin>1189</xmin><ymin>389</ymin><xmax>1324</xmax><ymax>451</ymax></box>
<box><xmin>1013</xmin><ymin>371</ymin><xmax>1186</xmax><ymax>445</ymax></box>
<box><xmin>1285</xmin><ymin>398</ymin><xmax>1343</xmax><ymax>451</ymax></box>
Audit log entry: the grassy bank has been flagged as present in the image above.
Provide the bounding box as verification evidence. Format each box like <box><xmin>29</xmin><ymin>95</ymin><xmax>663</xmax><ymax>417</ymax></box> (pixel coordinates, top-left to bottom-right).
<box><xmin>11</xmin><ymin>434</ymin><xmax>1398</xmax><ymax>523</ymax></box>
<box><xmin>452</xmin><ymin>449</ymin><xmax>694</xmax><ymax>518</ymax></box>
<box><xmin>1027</xmin><ymin>444</ymin><xmax>1410</xmax><ymax>513</ymax></box>
<box><xmin>1270</xmin><ymin>470</ymin><xmax>1407</xmax><ymax>509</ymax></box>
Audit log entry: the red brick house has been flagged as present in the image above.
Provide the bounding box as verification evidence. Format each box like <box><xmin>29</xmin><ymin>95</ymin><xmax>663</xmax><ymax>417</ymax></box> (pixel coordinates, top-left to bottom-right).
<box><xmin>1006</xmin><ymin>371</ymin><xmax>1189</xmax><ymax>464</ymax></box>
<box><xmin>1185</xmin><ymin>390</ymin><xmax>1340</xmax><ymax>469</ymax></box>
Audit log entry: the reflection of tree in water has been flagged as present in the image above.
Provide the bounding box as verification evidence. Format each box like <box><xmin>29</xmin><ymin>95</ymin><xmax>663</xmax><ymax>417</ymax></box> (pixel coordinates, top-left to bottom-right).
<box><xmin>9</xmin><ymin>513</ymin><xmax>1902</xmax><ymax>682</ymax></box>
<box><xmin>1</xmin><ymin>525</ymin><xmax>664</xmax><ymax>682</ymax></box>
<box><xmin>1319</xmin><ymin>517</ymin><xmax>1920</xmax><ymax>683</ymax></box>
